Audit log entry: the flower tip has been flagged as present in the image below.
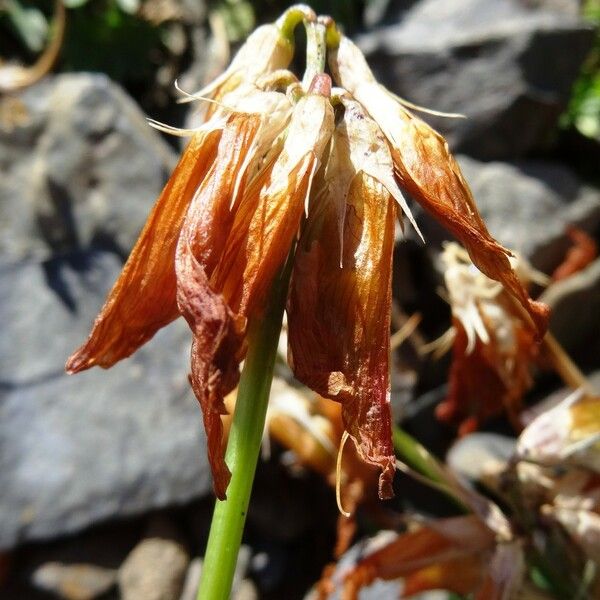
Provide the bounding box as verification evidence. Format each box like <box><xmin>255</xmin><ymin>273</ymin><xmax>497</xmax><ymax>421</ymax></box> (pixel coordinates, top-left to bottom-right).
<box><xmin>65</xmin><ymin>351</ymin><xmax>89</xmax><ymax>375</ymax></box>
<box><xmin>308</xmin><ymin>73</ymin><xmax>332</xmax><ymax>98</ymax></box>
<box><xmin>378</xmin><ymin>458</ymin><xmax>395</xmax><ymax>500</ymax></box>
<box><xmin>530</xmin><ymin>299</ymin><xmax>551</xmax><ymax>341</ymax></box>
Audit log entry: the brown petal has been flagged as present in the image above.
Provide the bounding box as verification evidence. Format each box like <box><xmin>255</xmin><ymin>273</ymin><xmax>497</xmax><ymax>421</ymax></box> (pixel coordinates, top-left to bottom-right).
<box><xmin>341</xmin><ymin>515</ymin><xmax>495</xmax><ymax>599</ymax></box>
<box><xmin>66</xmin><ymin>129</ymin><xmax>221</xmax><ymax>373</ymax></box>
<box><xmin>387</xmin><ymin>109</ymin><xmax>549</xmax><ymax>337</ymax></box>
<box><xmin>214</xmin><ymin>92</ymin><xmax>334</xmax><ymax>318</ymax></box>
<box><xmin>329</xmin><ymin>36</ymin><xmax>549</xmax><ymax>338</ymax></box>
<box><xmin>403</xmin><ymin>555</ymin><xmax>486</xmax><ymax>597</ymax></box>
<box><xmin>288</xmin><ymin>172</ymin><xmax>397</xmax><ymax>500</ymax></box>
<box><xmin>175</xmin><ymin>113</ymin><xmax>264</xmax><ymax>499</ymax></box>
<box><xmin>177</xmin><ymin>93</ymin><xmax>333</xmax><ymax>498</ymax></box>
<box><xmin>177</xmin><ymin>242</ymin><xmax>245</xmax><ymax>499</ymax></box>
<box><xmin>438</xmin><ymin>318</ymin><xmax>537</xmax><ymax>435</ymax></box>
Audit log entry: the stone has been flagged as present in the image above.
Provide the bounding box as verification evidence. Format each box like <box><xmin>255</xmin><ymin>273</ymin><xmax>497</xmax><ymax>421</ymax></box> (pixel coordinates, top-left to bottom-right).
<box><xmin>118</xmin><ymin>534</ymin><xmax>189</xmax><ymax>600</ymax></box>
<box><xmin>413</xmin><ymin>156</ymin><xmax>600</xmax><ymax>275</ymax></box>
<box><xmin>0</xmin><ymin>73</ymin><xmax>176</xmax><ymax>265</ymax></box>
<box><xmin>356</xmin><ymin>0</ymin><xmax>595</xmax><ymax>159</ymax></box>
<box><xmin>0</xmin><ymin>252</ymin><xmax>213</xmax><ymax>550</ymax></box>
<box><xmin>540</xmin><ymin>258</ymin><xmax>600</xmax><ymax>364</ymax></box>
<box><xmin>233</xmin><ymin>579</ymin><xmax>259</xmax><ymax>600</ymax></box>
<box><xmin>178</xmin><ymin>557</ymin><xmax>202</xmax><ymax>600</ymax></box>
<box><xmin>31</xmin><ymin>562</ymin><xmax>117</xmax><ymax>600</ymax></box>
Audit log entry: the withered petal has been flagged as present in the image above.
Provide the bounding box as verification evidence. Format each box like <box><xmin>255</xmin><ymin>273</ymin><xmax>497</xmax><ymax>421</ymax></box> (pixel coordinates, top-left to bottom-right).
<box><xmin>177</xmin><ymin>93</ymin><xmax>332</xmax><ymax>498</ymax></box>
<box><xmin>177</xmin><ymin>241</ymin><xmax>244</xmax><ymax>500</ymax></box>
<box><xmin>175</xmin><ymin>113</ymin><xmax>264</xmax><ymax>499</ymax></box>
<box><xmin>340</xmin><ymin>515</ymin><xmax>495</xmax><ymax>599</ymax></box>
<box><xmin>403</xmin><ymin>555</ymin><xmax>486</xmax><ymax>598</ymax></box>
<box><xmin>288</xmin><ymin>172</ymin><xmax>397</xmax><ymax>500</ymax></box>
<box><xmin>329</xmin><ymin>36</ymin><xmax>549</xmax><ymax>338</ymax></box>
<box><xmin>387</xmin><ymin>111</ymin><xmax>549</xmax><ymax>337</ymax></box>
<box><xmin>66</xmin><ymin>130</ymin><xmax>221</xmax><ymax>373</ymax></box>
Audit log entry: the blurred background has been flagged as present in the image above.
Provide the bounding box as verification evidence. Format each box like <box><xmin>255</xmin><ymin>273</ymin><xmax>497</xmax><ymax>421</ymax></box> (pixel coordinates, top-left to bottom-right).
<box><xmin>1</xmin><ymin>1</ymin><xmax>599</xmax><ymax>599</ymax></box>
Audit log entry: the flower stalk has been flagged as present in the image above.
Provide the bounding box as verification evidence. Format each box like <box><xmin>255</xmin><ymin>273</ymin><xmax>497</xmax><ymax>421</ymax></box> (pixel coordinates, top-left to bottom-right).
<box><xmin>196</xmin><ymin>255</ymin><xmax>293</xmax><ymax>600</ymax></box>
<box><xmin>302</xmin><ymin>20</ymin><xmax>327</xmax><ymax>89</ymax></box>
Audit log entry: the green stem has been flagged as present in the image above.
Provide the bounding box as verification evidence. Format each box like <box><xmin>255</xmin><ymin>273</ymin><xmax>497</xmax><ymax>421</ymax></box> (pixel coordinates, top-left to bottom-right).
<box><xmin>392</xmin><ymin>426</ymin><xmax>468</xmax><ymax>512</ymax></box>
<box><xmin>196</xmin><ymin>259</ymin><xmax>292</xmax><ymax>600</ymax></box>
<box><xmin>276</xmin><ymin>4</ymin><xmax>316</xmax><ymax>42</ymax></box>
<box><xmin>302</xmin><ymin>20</ymin><xmax>327</xmax><ymax>90</ymax></box>
<box><xmin>392</xmin><ymin>426</ymin><xmax>448</xmax><ymax>485</ymax></box>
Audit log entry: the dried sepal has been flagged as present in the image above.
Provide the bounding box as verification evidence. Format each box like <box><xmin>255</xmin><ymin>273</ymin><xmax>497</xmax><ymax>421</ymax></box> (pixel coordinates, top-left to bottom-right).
<box><xmin>329</xmin><ymin>36</ymin><xmax>549</xmax><ymax>338</ymax></box>
<box><xmin>288</xmin><ymin>167</ymin><xmax>397</xmax><ymax>500</ymax></box>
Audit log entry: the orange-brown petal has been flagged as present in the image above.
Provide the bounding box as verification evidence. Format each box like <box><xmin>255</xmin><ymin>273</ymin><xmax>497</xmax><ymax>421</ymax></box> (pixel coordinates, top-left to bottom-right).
<box><xmin>388</xmin><ymin>109</ymin><xmax>549</xmax><ymax>337</ymax></box>
<box><xmin>177</xmin><ymin>91</ymin><xmax>333</xmax><ymax>498</ymax></box>
<box><xmin>175</xmin><ymin>113</ymin><xmax>262</xmax><ymax>499</ymax></box>
<box><xmin>66</xmin><ymin>129</ymin><xmax>221</xmax><ymax>373</ymax></box>
<box><xmin>288</xmin><ymin>172</ymin><xmax>397</xmax><ymax>500</ymax></box>
<box><xmin>402</xmin><ymin>555</ymin><xmax>485</xmax><ymax>597</ymax></box>
<box><xmin>340</xmin><ymin>515</ymin><xmax>495</xmax><ymax>600</ymax></box>
<box><xmin>438</xmin><ymin>317</ymin><xmax>537</xmax><ymax>434</ymax></box>
<box><xmin>329</xmin><ymin>37</ymin><xmax>548</xmax><ymax>338</ymax></box>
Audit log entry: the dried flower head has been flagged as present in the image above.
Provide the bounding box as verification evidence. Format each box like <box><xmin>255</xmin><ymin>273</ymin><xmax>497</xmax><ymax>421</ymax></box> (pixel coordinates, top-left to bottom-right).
<box><xmin>66</xmin><ymin>7</ymin><xmax>549</xmax><ymax>502</ymax></box>
<box><xmin>435</xmin><ymin>243</ymin><xmax>549</xmax><ymax>434</ymax></box>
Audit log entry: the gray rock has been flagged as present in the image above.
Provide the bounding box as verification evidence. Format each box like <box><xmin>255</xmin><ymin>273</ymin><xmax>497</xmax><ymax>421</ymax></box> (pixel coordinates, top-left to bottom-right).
<box><xmin>0</xmin><ymin>73</ymin><xmax>176</xmax><ymax>264</ymax></box>
<box><xmin>178</xmin><ymin>557</ymin><xmax>202</xmax><ymax>600</ymax></box>
<box><xmin>31</xmin><ymin>562</ymin><xmax>117</xmax><ymax>600</ymax></box>
<box><xmin>0</xmin><ymin>252</ymin><xmax>213</xmax><ymax>550</ymax></box>
<box><xmin>415</xmin><ymin>156</ymin><xmax>600</xmax><ymax>274</ymax></box>
<box><xmin>357</xmin><ymin>0</ymin><xmax>594</xmax><ymax>159</ymax></box>
<box><xmin>119</xmin><ymin>534</ymin><xmax>189</xmax><ymax>600</ymax></box>
<box><xmin>541</xmin><ymin>258</ymin><xmax>600</xmax><ymax>361</ymax></box>
<box><xmin>178</xmin><ymin>545</ymin><xmax>251</xmax><ymax>600</ymax></box>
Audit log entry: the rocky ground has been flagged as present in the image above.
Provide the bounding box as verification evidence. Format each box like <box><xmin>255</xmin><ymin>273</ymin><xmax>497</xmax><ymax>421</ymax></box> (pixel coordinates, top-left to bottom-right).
<box><xmin>0</xmin><ymin>0</ymin><xmax>598</xmax><ymax>598</ymax></box>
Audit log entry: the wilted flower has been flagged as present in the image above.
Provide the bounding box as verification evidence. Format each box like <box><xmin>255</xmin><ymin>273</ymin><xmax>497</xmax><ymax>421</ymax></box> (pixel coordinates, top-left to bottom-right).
<box><xmin>66</xmin><ymin>8</ymin><xmax>549</xmax><ymax>502</ymax></box>
<box><xmin>320</xmin><ymin>515</ymin><xmax>523</xmax><ymax>600</ymax></box>
<box><xmin>67</xmin><ymin>69</ymin><xmax>334</xmax><ymax>499</ymax></box>
<box><xmin>434</xmin><ymin>243</ymin><xmax>549</xmax><ymax>434</ymax></box>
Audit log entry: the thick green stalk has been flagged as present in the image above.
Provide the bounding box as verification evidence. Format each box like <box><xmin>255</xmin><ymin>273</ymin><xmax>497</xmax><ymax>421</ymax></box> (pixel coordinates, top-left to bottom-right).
<box><xmin>196</xmin><ymin>260</ymin><xmax>291</xmax><ymax>600</ymax></box>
